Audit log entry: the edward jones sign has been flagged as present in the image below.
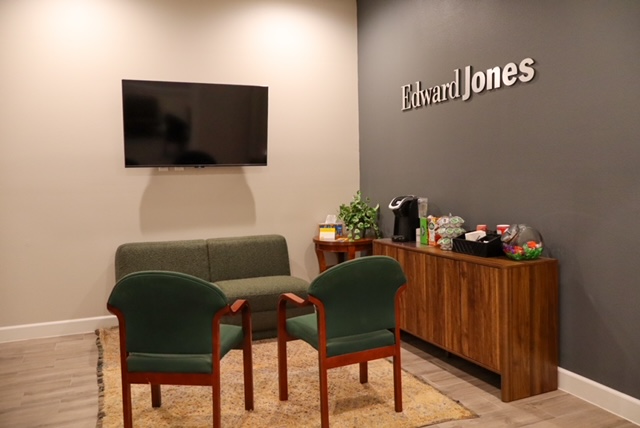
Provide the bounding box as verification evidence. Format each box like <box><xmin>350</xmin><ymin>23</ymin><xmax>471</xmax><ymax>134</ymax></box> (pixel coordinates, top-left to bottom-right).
<box><xmin>401</xmin><ymin>57</ymin><xmax>535</xmax><ymax>111</ymax></box>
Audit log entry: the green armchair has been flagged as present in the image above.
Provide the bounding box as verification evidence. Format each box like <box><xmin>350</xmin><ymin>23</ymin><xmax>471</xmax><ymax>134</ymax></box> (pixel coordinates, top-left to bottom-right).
<box><xmin>277</xmin><ymin>256</ymin><xmax>407</xmax><ymax>428</ymax></box>
<box><xmin>107</xmin><ymin>271</ymin><xmax>253</xmax><ymax>428</ymax></box>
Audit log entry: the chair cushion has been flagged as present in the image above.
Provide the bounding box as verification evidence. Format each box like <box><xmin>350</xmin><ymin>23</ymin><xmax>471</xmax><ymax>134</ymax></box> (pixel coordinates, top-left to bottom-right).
<box><xmin>326</xmin><ymin>330</ymin><xmax>395</xmax><ymax>357</ymax></box>
<box><xmin>126</xmin><ymin>324</ymin><xmax>244</xmax><ymax>373</ymax></box>
<box><xmin>128</xmin><ymin>352</ymin><xmax>213</xmax><ymax>374</ymax></box>
<box><xmin>286</xmin><ymin>313</ymin><xmax>319</xmax><ymax>349</ymax></box>
<box><xmin>286</xmin><ymin>313</ymin><xmax>396</xmax><ymax>357</ymax></box>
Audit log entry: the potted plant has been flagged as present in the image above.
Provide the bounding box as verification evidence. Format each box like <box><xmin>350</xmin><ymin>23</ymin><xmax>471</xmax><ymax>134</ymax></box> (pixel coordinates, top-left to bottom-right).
<box><xmin>338</xmin><ymin>190</ymin><xmax>381</xmax><ymax>240</ymax></box>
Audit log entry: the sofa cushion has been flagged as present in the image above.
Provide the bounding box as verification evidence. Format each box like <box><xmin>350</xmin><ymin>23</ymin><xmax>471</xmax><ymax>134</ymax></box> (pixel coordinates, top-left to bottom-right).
<box><xmin>222</xmin><ymin>307</ymin><xmax>313</xmax><ymax>340</ymax></box>
<box><xmin>115</xmin><ymin>240</ymin><xmax>210</xmax><ymax>281</ymax></box>
<box><xmin>207</xmin><ymin>235</ymin><xmax>291</xmax><ymax>281</ymax></box>
<box><xmin>215</xmin><ymin>275</ymin><xmax>309</xmax><ymax>312</ymax></box>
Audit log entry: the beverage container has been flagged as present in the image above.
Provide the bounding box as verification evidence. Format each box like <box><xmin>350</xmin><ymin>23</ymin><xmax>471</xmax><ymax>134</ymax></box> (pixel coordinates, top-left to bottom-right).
<box><xmin>418</xmin><ymin>198</ymin><xmax>429</xmax><ymax>245</ymax></box>
<box><xmin>418</xmin><ymin>198</ymin><xmax>428</xmax><ymax>218</ymax></box>
<box><xmin>420</xmin><ymin>217</ymin><xmax>428</xmax><ymax>244</ymax></box>
<box><xmin>427</xmin><ymin>215</ymin><xmax>439</xmax><ymax>246</ymax></box>
<box><xmin>497</xmin><ymin>224</ymin><xmax>510</xmax><ymax>235</ymax></box>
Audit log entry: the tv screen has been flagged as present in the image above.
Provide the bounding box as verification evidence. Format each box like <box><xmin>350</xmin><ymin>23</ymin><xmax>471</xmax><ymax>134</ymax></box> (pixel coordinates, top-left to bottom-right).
<box><xmin>122</xmin><ymin>79</ymin><xmax>268</xmax><ymax>168</ymax></box>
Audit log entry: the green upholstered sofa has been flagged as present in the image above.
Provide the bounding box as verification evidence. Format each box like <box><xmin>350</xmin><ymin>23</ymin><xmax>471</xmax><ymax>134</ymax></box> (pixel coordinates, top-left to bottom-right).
<box><xmin>114</xmin><ymin>234</ymin><xmax>311</xmax><ymax>340</ymax></box>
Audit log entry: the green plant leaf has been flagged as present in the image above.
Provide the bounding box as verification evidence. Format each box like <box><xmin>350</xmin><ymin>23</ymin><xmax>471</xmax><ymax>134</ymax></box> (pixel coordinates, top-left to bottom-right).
<box><xmin>337</xmin><ymin>190</ymin><xmax>381</xmax><ymax>240</ymax></box>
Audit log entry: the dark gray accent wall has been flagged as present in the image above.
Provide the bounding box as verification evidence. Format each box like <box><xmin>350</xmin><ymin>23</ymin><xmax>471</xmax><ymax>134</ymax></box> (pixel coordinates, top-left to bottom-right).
<box><xmin>357</xmin><ymin>0</ymin><xmax>640</xmax><ymax>399</ymax></box>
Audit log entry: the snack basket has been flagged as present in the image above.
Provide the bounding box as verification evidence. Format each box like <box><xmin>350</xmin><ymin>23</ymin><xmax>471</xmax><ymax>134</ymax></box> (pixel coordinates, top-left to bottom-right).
<box><xmin>452</xmin><ymin>234</ymin><xmax>503</xmax><ymax>258</ymax></box>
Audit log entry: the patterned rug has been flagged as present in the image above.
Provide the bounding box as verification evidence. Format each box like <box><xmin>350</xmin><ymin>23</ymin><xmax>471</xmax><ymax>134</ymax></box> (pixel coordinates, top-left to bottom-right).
<box><xmin>96</xmin><ymin>328</ymin><xmax>475</xmax><ymax>427</ymax></box>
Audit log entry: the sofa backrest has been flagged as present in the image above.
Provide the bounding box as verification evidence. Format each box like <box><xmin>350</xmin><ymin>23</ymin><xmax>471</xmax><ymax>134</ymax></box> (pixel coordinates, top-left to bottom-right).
<box><xmin>207</xmin><ymin>234</ymin><xmax>291</xmax><ymax>282</ymax></box>
<box><xmin>115</xmin><ymin>239</ymin><xmax>210</xmax><ymax>281</ymax></box>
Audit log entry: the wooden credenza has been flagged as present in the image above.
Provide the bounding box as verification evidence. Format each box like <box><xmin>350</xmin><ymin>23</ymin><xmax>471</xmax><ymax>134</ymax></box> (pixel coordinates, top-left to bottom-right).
<box><xmin>374</xmin><ymin>238</ymin><xmax>559</xmax><ymax>402</ymax></box>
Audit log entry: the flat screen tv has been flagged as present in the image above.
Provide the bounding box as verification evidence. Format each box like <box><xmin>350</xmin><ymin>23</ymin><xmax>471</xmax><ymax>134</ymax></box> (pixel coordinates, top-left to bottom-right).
<box><xmin>122</xmin><ymin>79</ymin><xmax>268</xmax><ymax>168</ymax></box>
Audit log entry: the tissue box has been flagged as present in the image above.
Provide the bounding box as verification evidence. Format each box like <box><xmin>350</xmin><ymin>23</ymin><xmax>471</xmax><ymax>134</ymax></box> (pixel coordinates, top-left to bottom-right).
<box><xmin>318</xmin><ymin>223</ymin><xmax>343</xmax><ymax>241</ymax></box>
<box><xmin>464</xmin><ymin>230</ymin><xmax>486</xmax><ymax>241</ymax></box>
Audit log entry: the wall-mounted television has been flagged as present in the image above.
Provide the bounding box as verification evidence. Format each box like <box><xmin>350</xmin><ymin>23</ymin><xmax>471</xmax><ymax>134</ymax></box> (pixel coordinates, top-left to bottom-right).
<box><xmin>122</xmin><ymin>79</ymin><xmax>268</xmax><ymax>168</ymax></box>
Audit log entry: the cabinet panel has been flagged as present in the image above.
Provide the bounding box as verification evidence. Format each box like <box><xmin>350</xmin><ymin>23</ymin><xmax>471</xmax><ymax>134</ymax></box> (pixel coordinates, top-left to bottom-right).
<box><xmin>430</xmin><ymin>256</ymin><xmax>460</xmax><ymax>353</ymax></box>
<box><xmin>458</xmin><ymin>261</ymin><xmax>500</xmax><ymax>371</ymax></box>
<box><xmin>398</xmin><ymin>248</ymin><xmax>428</xmax><ymax>338</ymax></box>
<box><xmin>500</xmin><ymin>263</ymin><xmax>560</xmax><ymax>400</ymax></box>
<box><xmin>375</xmin><ymin>242</ymin><xmax>450</xmax><ymax>348</ymax></box>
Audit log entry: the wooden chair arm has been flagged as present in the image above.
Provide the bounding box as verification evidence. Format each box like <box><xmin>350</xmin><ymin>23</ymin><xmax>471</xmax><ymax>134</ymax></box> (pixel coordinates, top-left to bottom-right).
<box><xmin>278</xmin><ymin>293</ymin><xmax>311</xmax><ymax>343</ymax></box>
<box><xmin>229</xmin><ymin>299</ymin><xmax>250</xmax><ymax>315</ymax></box>
<box><xmin>227</xmin><ymin>299</ymin><xmax>252</xmax><ymax>341</ymax></box>
<box><xmin>278</xmin><ymin>293</ymin><xmax>312</xmax><ymax>308</ymax></box>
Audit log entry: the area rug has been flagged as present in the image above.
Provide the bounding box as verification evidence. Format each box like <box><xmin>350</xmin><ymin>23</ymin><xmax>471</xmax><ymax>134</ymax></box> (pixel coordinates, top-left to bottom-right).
<box><xmin>96</xmin><ymin>328</ymin><xmax>475</xmax><ymax>427</ymax></box>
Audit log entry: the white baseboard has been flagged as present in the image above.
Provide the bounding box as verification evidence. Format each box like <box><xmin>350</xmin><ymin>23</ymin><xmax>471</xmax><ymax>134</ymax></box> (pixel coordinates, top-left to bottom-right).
<box><xmin>559</xmin><ymin>367</ymin><xmax>640</xmax><ymax>425</ymax></box>
<box><xmin>0</xmin><ymin>315</ymin><xmax>117</xmax><ymax>343</ymax></box>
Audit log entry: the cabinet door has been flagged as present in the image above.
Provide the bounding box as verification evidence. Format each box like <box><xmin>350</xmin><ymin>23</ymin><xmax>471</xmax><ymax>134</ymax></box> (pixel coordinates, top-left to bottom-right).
<box><xmin>374</xmin><ymin>244</ymin><xmax>452</xmax><ymax>349</ymax></box>
<box><xmin>458</xmin><ymin>261</ymin><xmax>501</xmax><ymax>372</ymax></box>
<box><xmin>397</xmin><ymin>249</ymin><xmax>429</xmax><ymax>338</ymax></box>
<box><xmin>428</xmin><ymin>255</ymin><xmax>459</xmax><ymax>351</ymax></box>
<box><xmin>373</xmin><ymin>244</ymin><xmax>416</xmax><ymax>334</ymax></box>
<box><xmin>374</xmin><ymin>244</ymin><xmax>433</xmax><ymax>342</ymax></box>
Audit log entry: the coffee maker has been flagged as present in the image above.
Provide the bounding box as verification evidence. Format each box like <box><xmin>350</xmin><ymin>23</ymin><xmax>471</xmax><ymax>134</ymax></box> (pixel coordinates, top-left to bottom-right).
<box><xmin>389</xmin><ymin>195</ymin><xmax>421</xmax><ymax>242</ymax></box>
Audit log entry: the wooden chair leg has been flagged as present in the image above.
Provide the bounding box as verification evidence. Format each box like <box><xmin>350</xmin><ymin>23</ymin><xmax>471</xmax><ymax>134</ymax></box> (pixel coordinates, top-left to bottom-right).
<box><xmin>242</xmin><ymin>334</ymin><xmax>254</xmax><ymax>410</ymax></box>
<box><xmin>319</xmin><ymin>362</ymin><xmax>330</xmax><ymax>428</ymax></box>
<box><xmin>150</xmin><ymin>384</ymin><xmax>161</xmax><ymax>408</ymax></box>
<box><xmin>359</xmin><ymin>361</ymin><xmax>368</xmax><ymax>384</ymax></box>
<box><xmin>121</xmin><ymin>379</ymin><xmax>133</xmax><ymax>428</ymax></box>
<box><xmin>278</xmin><ymin>335</ymin><xmax>289</xmax><ymax>401</ymax></box>
<box><xmin>213</xmin><ymin>378</ymin><xmax>221</xmax><ymax>428</ymax></box>
<box><xmin>393</xmin><ymin>354</ymin><xmax>403</xmax><ymax>412</ymax></box>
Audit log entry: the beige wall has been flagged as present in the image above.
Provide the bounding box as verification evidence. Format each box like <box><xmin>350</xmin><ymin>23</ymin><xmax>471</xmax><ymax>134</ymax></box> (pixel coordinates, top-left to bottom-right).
<box><xmin>0</xmin><ymin>0</ymin><xmax>359</xmax><ymax>328</ymax></box>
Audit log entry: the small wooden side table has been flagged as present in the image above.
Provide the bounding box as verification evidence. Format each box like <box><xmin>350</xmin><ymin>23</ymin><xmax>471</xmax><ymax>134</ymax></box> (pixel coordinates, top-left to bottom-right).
<box><xmin>313</xmin><ymin>237</ymin><xmax>374</xmax><ymax>272</ymax></box>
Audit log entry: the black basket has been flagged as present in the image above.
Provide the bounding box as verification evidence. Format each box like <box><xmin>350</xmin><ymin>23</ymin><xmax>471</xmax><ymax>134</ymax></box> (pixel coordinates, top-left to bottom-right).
<box><xmin>452</xmin><ymin>234</ymin><xmax>503</xmax><ymax>257</ymax></box>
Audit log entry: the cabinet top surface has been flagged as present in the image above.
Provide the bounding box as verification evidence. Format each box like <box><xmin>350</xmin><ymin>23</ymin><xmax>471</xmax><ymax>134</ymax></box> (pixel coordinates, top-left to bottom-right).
<box><xmin>313</xmin><ymin>237</ymin><xmax>374</xmax><ymax>246</ymax></box>
<box><xmin>374</xmin><ymin>238</ymin><xmax>557</xmax><ymax>268</ymax></box>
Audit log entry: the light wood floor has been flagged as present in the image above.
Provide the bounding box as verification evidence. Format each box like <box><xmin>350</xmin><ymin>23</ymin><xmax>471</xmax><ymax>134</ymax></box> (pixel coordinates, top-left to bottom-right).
<box><xmin>0</xmin><ymin>331</ymin><xmax>636</xmax><ymax>427</ymax></box>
